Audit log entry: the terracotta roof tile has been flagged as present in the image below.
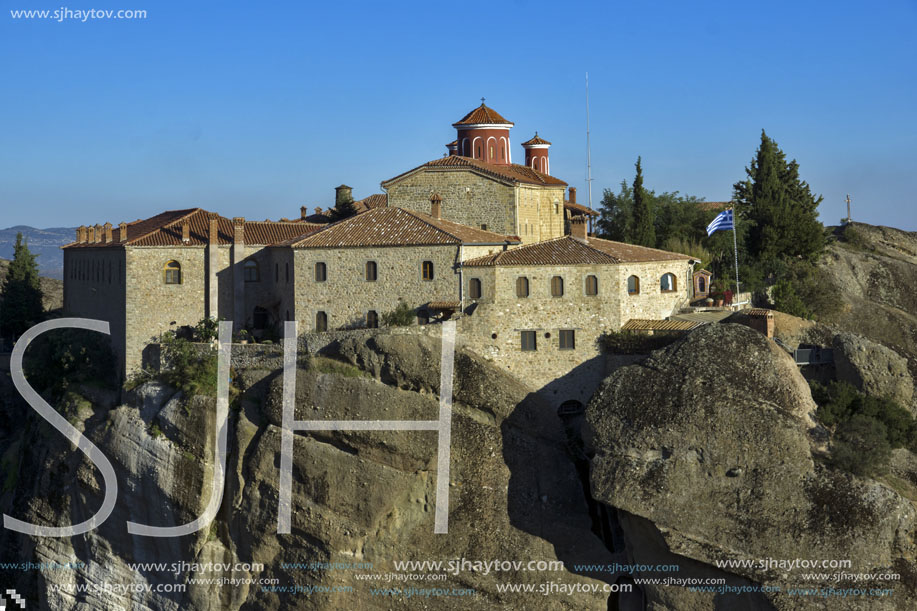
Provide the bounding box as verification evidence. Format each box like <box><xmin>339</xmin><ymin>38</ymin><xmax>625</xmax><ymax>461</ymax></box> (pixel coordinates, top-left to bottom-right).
<box><xmin>63</xmin><ymin>208</ymin><xmax>321</xmax><ymax>249</ymax></box>
<box><xmin>463</xmin><ymin>236</ymin><xmax>620</xmax><ymax>267</ymax></box>
<box><xmin>427</xmin><ymin>301</ymin><xmax>461</xmax><ymax>310</ymax></box>
<box><xmin>287</xmin><ymin>207</ymin><xmax>520</xmax><ymax>249</ymax></box>
<box><xmin>382</xmin><ymin>155</ymin><xmax>567</xmax><ymax>188</ymax></box>
<box><xmin>354</xmin><ymin>193</ymin><xmax>387</xmax><ymax>212</ymax></box>
<box><xmin>621</xmin><ymin>319</ymin><xmax>705</xmax><ymax>332</ymax></box>
<box><xmin>522</xmin><ymin>133</ymin><xmax>551</xmax><ymax>146</ymax></box>
<box><xmin>586</xmin><ymin>237</ymin><xmax>694</xmax><ymax>263</ymax></box>
<box><xmin>453</xmin><ymin>103</ymin><xmax>513</xmax><ymax>126</ymax></box>
<box><xmin>564</xmin><ymin>201</ymin><xmax>598</xmax><ymax>216</ymax></box>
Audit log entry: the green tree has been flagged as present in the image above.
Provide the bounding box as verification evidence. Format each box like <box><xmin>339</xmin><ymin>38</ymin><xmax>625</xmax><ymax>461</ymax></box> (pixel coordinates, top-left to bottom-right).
<box><xmin>630</xmin><ymin>157</ymin><xmax>656</xmax><ymax>247</ymax></box>
<box><xmin>329</xmin><ymin>192</ymin><xmax>358</xmax><ymax>221</ymax></box>
<box><xmin>733</xmin><ymin>130</ymin><xmax>825</xmax><ymax>265</ymax></box>
<box><xmin>1</xmin><ymin>232</ymin><xmax>44</xmax><ymax>339</ymax></box>
<box><xmin>595</xmin><ymin>181</ymin><xmax>633</xmax><ymax>242</ymax></box>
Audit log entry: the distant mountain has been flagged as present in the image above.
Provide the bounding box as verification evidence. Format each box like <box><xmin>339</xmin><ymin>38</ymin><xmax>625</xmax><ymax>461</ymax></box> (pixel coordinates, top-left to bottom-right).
<box><xmin>0</xmin><ymin>226</ymin><xmax>75</xmax><ymax>280</ymax></box>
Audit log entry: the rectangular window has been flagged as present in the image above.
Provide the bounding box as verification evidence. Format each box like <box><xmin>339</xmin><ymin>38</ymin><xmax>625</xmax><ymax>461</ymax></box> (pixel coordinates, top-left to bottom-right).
<box><xmin>559</xmin><ymin>329</ymin><xmax>575</xmax><ymax>350</ymax></box>
<box><xmin>315</xmin><ymin>262</ymin><xmax>327</xmax><ymax>282</ymax></box>
<box><xmin>521</xmin><ymin>330</ymin><xmax>537</xmax><ymax>352</ymax></box>
<box><xmin>422</xmin><ymin>260</ymin><xmax>434</xmax><ymax>281</ymax></box>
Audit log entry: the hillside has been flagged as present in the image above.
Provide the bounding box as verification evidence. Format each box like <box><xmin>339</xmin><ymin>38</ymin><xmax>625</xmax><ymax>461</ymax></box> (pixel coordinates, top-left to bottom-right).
<box><xmin>0</xmin><ymin>225</ymin><xmax>74</xmax><ymax>280</ymax></box>
<box><xmin>0</xmin><ymin>258</ymin><xmax>63</xmax><ymax>312</ymax></box>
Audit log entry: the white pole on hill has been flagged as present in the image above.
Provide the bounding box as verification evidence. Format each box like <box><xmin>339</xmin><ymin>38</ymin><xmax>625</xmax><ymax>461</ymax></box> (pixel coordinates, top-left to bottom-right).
<box><xmin>731</xmin><ymin>208</ymin><xmax>741</xmax><ymax>305</ymax></box>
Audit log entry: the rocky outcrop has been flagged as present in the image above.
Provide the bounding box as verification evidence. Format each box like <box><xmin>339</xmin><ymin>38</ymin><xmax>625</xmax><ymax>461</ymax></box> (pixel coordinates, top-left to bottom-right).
<box><xmin>586</xmin><ymin>323</ymin><xmax>917</xmax><ymax>610</ymax></box>
<box><xmin>833</xmin><ymin>332</ymin><xmax>914</xmax><ymax>412</ymax></box>
<box><xmin>1</xmin><ymin>333</ymin><xmax>613</xmax><ymax>610</ymax></box>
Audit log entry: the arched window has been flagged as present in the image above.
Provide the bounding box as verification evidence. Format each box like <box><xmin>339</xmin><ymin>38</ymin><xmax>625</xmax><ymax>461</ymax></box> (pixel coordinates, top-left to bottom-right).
<box><xmin>469</xmin><ymin>278</ymin><xmax>482</xmax><ymax>299</ymax></box>
<box><xmin>489</xmin><ymin>145</ymin><xmax>495</xmax><ymax>159</ymax></box>
<box><xmin>627</xmin><ymin>275</ymin><xmax>640</xmax><ymax>295</ymax></box>
<box><xmin>365</xmin><ymin>261</ymin><xmax>377</xmax><ymax>282</ymax></box>
<box><xmin>551</xmin><ymin>275</ymin><xmax>564</xmax><ymax>297</ymax></box>
<box><xmin>585</xmin><ymin>274</ymin><xmax>598</xmax><ymax>296</ymax></box>
<box><xmin>244</xmin><ymin>260</ymin><xmax>259</xmax><ymax>282</ymax></box>
<box><xmin>661</xmin><ymin>273</ymin><xmax>677</xmax><ymax>292</ymax></box>
<box><xmin>314</xmin><ymin>262</ymin><xmax>327</xmax><ymax>282</ymax></box>
<box><xmin>315</xmin><ymin>311</ymin><xmax>328</xmax><ymax>332</ymax></box>
<box><xmin>698</xmin><ymin>276</ymin><xmax>706</xmax><ymax>293</ymax></box>
<box><xmin>366</xmin><ymin>310</ymin><xmax>379</xmax><ymax>328</ymax></box>
<box><xmin>253</xmin><ymin>306</ymin><xmax>269</xmax><ymax>329</ymax></box>
<box><xmin>164</xmin><ymin>260</ymin><xmax>181</xmax><ymax>284</ymax></box>
<box><xmin>422</xmin><ymin>260</ymin><xmax>434</xmax><ymax>281</ymax></box>
<box><xmin>516</xmin><ymin>276</ymin><xmax>529</xmax><ymax>298</ymax></box>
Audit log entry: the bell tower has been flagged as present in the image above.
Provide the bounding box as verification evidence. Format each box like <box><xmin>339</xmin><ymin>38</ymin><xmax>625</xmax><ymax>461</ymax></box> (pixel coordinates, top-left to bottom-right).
<box><xmin>522</xmin><ymin>133</ymin><xmax>551</xmax><ymax>174</ymax></box>
<box><xmin>452</xmin><ymin>99</ymin><xmax>514</xmax><ymax>165</ymax></box>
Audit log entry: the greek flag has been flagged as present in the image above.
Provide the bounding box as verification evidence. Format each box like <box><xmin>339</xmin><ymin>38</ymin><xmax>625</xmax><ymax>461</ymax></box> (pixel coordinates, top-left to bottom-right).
<box><xmin>706</xmin><ymin>209</ymin><xmax>734</xmax><ymax>236</ymax></box>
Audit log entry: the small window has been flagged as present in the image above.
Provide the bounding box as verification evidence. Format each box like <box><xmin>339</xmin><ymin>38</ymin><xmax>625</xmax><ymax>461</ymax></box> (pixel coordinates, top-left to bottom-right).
<box><xmin>365</xmin><ymin>261</ymin><xmax>377</xmax><ymax>282</ymax></box>
<box><xmin>551</xmin><ymin>276</ymin><xmax>564</xmax><ymax>297</ymax></box>
<box><xmin>275</xmin><ymin>263</ymin><xmax>279</xmax><ymax>283</ymax></box>
<box><xmin>489</xmin><ymin>145</ymin><xmax>495</xmax><ymax>159</ymax></box>
<box><xmin>285</xmin><ymin>262</ymin><xmax>290</xmax><ymax>283</ymax></box>
<box><xmin>164</xmin><ymin>260</ymin><xmax>182</xmax><ymax>285</ymax></box>
<box><xmin>366</xmin><ymin>310</ymin><xmax>379</xmax><ymax>328</ymax></box>
<box><xmin>244</xmin><ymin>260</ymin><xmax>259</xmax><ymax>282</ymax></box>
<box><xmin>627</xmin><ymin>275</ymin><xmax>640</xmax><ymax>295</ymax></box>
<box><xmin>422</xmin><ymin>260</ymin><xmax>434</xmax><ymax>281</ymax></box>
<box><xmin>516</xmin><ymin>276</ymin><xmax>529</xmax><ymax>298</ymax></box>
<box><xmin>476</xmin><ymin>145</ymin><xmax>481</xmax><ymax>157</ymax></box>
<box><xmin>559</xmin><ymin>330</ymin><xmax>575</xmax><ymax>350</ymax></box>
<box><xmin>521</xmin><ymin>330</ymin><xmax>537</xmax><ymax>352</ymax></box>
<box><xmin>315</xmin><ymin>262</ymin><xmax>327</xmax><ymax>282</ymax></box>
<box><xmin>315</xmin><ymin>311</ymin><xmax>328</xmax><ymax>332</ymax></box>
<box><xmin>585</xmin><ymin>274</ymin><xmax>598</xmax><ymax>296</ymax></box>
<box><xmin>469</xmin><ymin>278</ymin><xmax>482</xmax><ymax>299</ymax></box>
<box><xmin>253</xmin><ymin>306</ymin><xmax>269</xmax><ymax>330</ymax></box>
<box><xmin>698</xmin><ymin>276</ymin><xmax>706</xmax><ymax>293</ymax></box>
<box><xmin>480</xmin><ymin>223</ymin><xmax>487</xmax><ymax>231</ymax></box>
<box><xmin>661</xmin><ymin>273</ymin><xmax>677</xmax><ymax>293</ymax></box>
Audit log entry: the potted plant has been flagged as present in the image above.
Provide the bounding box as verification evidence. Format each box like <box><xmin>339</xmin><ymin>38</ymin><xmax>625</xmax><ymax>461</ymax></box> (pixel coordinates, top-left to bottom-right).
<box><xmin>236</xmin><ymin>330</ymin><xmax>251</xmax><ymax>345</ymax></box>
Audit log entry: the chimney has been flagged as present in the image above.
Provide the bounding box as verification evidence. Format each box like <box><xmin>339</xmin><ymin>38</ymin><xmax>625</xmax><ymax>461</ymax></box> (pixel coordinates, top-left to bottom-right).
<box><xmin>314</xmin><ymin>207</ymin><xmax>323</xmax><ymax>216</ymax></box>
<box><xmin>182</xmin><ymin>221</ymin><xmax>191</xmax><ymax>243</ymax></box>
<box><xmin>300</xmin><ymin>206</ymin><xmax>308</xmax><ymax>221</ymax></box>
<box><xmin>430</xmin><ymin>193</ymin><xmax>443</xmax><ymax>219</ymax></box>
<box><xmin>208</xmin><ymin>213</ymin><xmax>219</xmax><ymax>244</ymax></box>
<box><xmin>103</xmin><ymin>222</ymin><xmax>113</xmax><ymax>244</ymax></box>
<box><xmin>233</xmin><ymin>217</ymin><xmax>245</xmax><ymax>246</ymax></box>
<box><xmin>76</xmin><ymin>226</ymin><xmax>86</xmax><ymax>243</ymax></box>
<box><xmin>119</xmin><ymin>222</ymin><xmax>127</xmax><ymax>242</ymax></box>
<box><xmin>568</xmin><ymin>187</ymin><xmax>576</xmax><ymax>204</ymax></box>
<box><xmin>335</xmin><ymin>184</ymin><xmax>354</xmax><ymax>208</ymax></box>
<box><xmin>571</xmin><ymin>216</ymin><xmax>588</xmax><ymax>240</ymax></box>
<box><xmin>94</xmin><ymin>224</ymin><xmax>103</xmax><ymax>243</ymax></box>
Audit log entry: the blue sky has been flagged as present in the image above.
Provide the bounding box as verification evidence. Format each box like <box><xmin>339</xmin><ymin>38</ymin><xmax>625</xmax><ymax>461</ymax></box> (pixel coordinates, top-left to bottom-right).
<box><xmin>1</xmin><ymin>0</ymin><xmax>915</xmax><ymax>230</ymax></box>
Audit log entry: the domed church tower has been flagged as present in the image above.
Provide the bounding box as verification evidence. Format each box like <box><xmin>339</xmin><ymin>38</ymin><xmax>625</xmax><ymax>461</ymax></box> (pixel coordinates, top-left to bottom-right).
<box><xmin>451</xmin><ymin>99</ymin><xmax>514</xmax><ymax>165</ymax></box>
<box><xmin>521</xmin><ymin>133</ymin><xmax>551</xmax><ymax>174</ymax></box>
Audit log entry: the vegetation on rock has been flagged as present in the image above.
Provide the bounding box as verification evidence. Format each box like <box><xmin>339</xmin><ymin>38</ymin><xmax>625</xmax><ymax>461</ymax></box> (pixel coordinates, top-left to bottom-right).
<box><xmin>381</xmin><ymin>299</ymin><xmax>415</xmax><ymax>327</ymax></box>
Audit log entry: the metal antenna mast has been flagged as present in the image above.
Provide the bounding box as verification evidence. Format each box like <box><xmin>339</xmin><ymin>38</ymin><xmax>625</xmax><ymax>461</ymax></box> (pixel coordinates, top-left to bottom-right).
<box><xmin>585</xmin><ymin>73</ymin><xmax>594</xmax><ymax>229</ymax></box>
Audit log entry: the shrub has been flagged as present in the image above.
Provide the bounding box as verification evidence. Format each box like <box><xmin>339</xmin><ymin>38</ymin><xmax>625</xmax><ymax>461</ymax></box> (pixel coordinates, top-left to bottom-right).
<box><xmin>23</xmin><ymin>328</ymin><xmax>117</xmax><ymax>398</ymax></box>
<box><xmin>831</xmin><ymin>415</ymin><xmax>891</xmax><ymax>477</ymax></box>
<box><xmin>381</xmin><ymin>299</ymin><xmax>415</xmax><ymax>327</ymax></box>
<box><xmin>193</xmin><ymin>317</ymin><xmax>219</xmax><ymax>342</ymax></box>
<box><xmin>160</xmin><ymin>331</ymin><xmax>218</xmax><ymax>396</ymax></box>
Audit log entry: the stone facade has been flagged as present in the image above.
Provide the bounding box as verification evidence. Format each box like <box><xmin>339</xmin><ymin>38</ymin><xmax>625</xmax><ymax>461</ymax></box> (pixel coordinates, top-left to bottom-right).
<box><xmin>291</xmin><ymin>245</ymin><xmax>462</xmax><ymax>332</ymax></box>
<box><xmin>460</xmin><ymin>259</ymin><xmax>693</xmax><ymax>404</ymax></box>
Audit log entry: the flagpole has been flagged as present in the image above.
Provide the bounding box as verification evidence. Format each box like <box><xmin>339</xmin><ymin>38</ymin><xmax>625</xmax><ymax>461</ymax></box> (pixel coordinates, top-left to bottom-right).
<box><xmin>731</xmin><ymin>208</ymin><xmax>741</xmax><ymax>304</ymax></box>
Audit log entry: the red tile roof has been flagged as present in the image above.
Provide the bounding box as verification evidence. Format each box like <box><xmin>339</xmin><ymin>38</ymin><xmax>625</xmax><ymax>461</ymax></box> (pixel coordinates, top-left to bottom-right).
<box><xmin>453</xmin><ymin>103</ymin><xmax>513</xmax><ymax>126</ymax></box>
<box><xmin>463</xmin><ymin>236</ymin><xmax>693</xmax><ymax>267</ymax></box>
<box><xmin>286</xmin><ymin>207</ymin><xmax>520</xmax><ymax>249</ymax></box>
<box><xmin>354</xmin><ymin>193</ymin><xmax>387</xmax><ymax>212</ymax></box>
<box><xmin>564</xmin><ymin>201</ymin><xmax>598</xmax><ymax>216</ymax></box>
<box><xmin>382</xmin><ymin>155</ymin><xmax>567</xmax><ymax>188</ymax></box>
<box><xmin>586</xmin><ymin>237</ymin><xmax>694</xmax><ymax>262</ymax></box>
<box><xmin>522</xmin><ymin>133</ymin><xmax>551</xmax><ymax>146</ymax></box>
<box><xmin>463</xmin><ymin>237</ymin><xmax>620</xmax><ymax>266</ymax></box>
<box><xmin>63</xmin><ymin>208</ymin><xmax>321</xmax><ymax>249</ymax></box>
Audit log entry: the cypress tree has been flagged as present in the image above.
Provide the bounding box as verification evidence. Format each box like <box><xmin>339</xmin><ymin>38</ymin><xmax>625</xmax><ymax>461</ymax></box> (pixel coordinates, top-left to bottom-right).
<box><xmin>630</xmin><ymin>156</ymin><xmax>656</xmax><ymax>247</ymax></box>
<box><xmin>0</xmin><ymin>232</ymin><xmax>44</xmax><ymax>339</ymax></box>
<box><xmin>734</xmin><ymin>130</ymin><xmax>824</xmax><ymax>265</ymax></box>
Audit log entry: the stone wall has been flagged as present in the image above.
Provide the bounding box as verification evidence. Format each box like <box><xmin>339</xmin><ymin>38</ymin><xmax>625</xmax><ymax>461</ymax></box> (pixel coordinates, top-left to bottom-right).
<box><xmin>124</xmin><ymin>246</ymin><xmax>210</xmax><ymax>373</ymax></box>
<box><xmin>616</xmin><ymin>260</ymin><xmax>693</xmax><ymax>323</ymax></box>
<box><xmin>515</xmin><ymin>183</ymin><xmax>566</xmax><ymax>243</ymax></box>
<box><xmin>62</xmin><ymin>248</ymin><xmax>127</xmax><ymax>374</ymax></box>
<box><xmin>385</xmin><ymin>169</ymin><xmax>516</xmax><ymax>234</ymax></box>
<box><xmin>291</xmin><ymin>245</ymin><xmax>462</xmax><ymax>332</ymax></box>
